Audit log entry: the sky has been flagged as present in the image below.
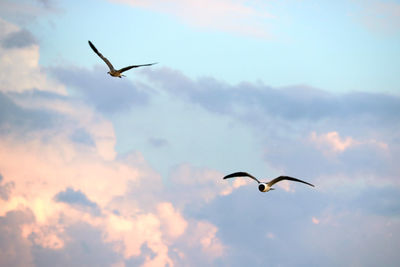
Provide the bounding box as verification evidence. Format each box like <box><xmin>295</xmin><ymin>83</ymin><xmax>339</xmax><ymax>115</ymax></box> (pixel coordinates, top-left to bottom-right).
<box><xmin>0</xmin><ymin>0</ymin><xmax>399</xmax><ymax>266</ymax></box>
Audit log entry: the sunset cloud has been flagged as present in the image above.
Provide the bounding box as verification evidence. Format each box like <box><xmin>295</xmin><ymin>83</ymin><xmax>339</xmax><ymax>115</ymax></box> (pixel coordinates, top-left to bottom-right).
<box><xmin>1</xmin><ymin>3</ymin><xmax>400</xmax><ymax>265</ymax></box>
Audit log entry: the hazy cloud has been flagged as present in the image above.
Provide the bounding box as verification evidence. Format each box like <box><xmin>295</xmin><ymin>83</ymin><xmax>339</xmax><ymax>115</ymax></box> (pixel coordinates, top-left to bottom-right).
<box><xmin>148</xmin><ymin>137</ymin><xmax>169</xmax><ymax>148</ymax></box>
<box><xmin>0</xmin><ymin>209</ymin><xmax>35</xmax><ymax>267</ymax></box>
<box><xmin>1</xmin><ymin>28</ymin><xmax>37</xmax><ymax>49</ymax></box>
<box><xmin>0</xmin><ymin>91</ymin><xmax>59</xmax><ymax>133</ymax></box>
<box><xmin>111</xmin><ymin>0</ymin><xmax>274</xmax><ymax>38</ymax></box>
<box><xmin>0</xmin><ymin>174</ymin><xmax>14</xmax><ymax>201</ymax></box>
<box><xmin>51</xmin><ymin>66</ymin><xmax>150</xmax><ymax>113</ymax></box>
<box><xmin>355</xmin><ymin>0</ymin><xmax>400</xmax><ymax>35</ymax></box>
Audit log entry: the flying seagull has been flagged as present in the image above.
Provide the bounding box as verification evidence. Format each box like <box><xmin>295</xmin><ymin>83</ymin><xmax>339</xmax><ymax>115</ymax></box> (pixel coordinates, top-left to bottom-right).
<box><xmin>88</xmin><ymin>40</ymin><xmax>157</xmax><ymax>78</ymax></box>
<box><xmin>223</xmin><ymin>171</ymin><xmax>314</xmax><ymax>192</ymax></box>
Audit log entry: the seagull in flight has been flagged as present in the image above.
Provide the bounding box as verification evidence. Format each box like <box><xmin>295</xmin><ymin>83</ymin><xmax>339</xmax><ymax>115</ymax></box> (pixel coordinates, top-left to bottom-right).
<box><xmin>223</xmin><ymin>171</ymin><xmax>314</xmax><ymax>192</ymax></box>
<box><xmin>88</xmin><ymin>40</ymin><xmax>157</xmax><ymax>78</ymax></box>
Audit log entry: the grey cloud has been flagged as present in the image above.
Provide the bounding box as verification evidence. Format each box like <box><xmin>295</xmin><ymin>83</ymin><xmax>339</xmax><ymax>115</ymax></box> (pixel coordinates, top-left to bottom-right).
<box><xmin>188</xmin><ymin>181</ymin><xmax>400</xmax><ymax>267</ymax></box>
<box><xmin>69</xmin><ymin>128</ymin><xmax>95</xmax><ymax>146</ymax></box>
<box><xmin>354</xmin><ymin>187</ymin><xmax>400</xmax><ymax>217</ymax></box>
<box><xmin>51</xmin><ymin>66</ymin><xmax>150</xmax><ymax>113</ymax></box>
<box><xmin>143</xmin><ymin>68</ymin><xmax>400</xmax><ymax>125</ymax></box>
<box><xmin>148</xmin><ymin>137</ymin><xmax>169</xmax><ymax>148</ymax></box>
<box><xmin>0</xmin><ymin>91</ymin><xmax>59</xmax><ymax>134</ymax></box>
<box><xmin>142</xmin><ymin>67</ymin><xmax>400</xmax><ymax>182</ymax></box>
<box><xmin>0</xmin><ymin>1</ymin><xmax>57</xmax><ymax>26</ymax></box>
<box><xmin>263</xmin><ymin>134</ymin><xmax>397</xmax><ymax>180</ymax></box>
<box><xmin>35</xmin><ymin>0</ymin><xmax>52</xmax><ymax>8</ymax></box>
<box><xmin>124</xmin><ymin>243</ymin><xmax>155</xmax><ymax>266</ymax></box>
<box><xmin>54</xmin><ymin>187</ymin><xmax>100</xmax><ymax>215</ymax></box>
<box><xmin>0</xmin><ymin>173</ymin><xmax>15</xmax><ymax>200</ymax></box>
<box><xmin>0</xmin><ymin>209</ymin><xmax>35</xmax><ymax>267</ymax></box>
<box><xmin>32</xmin><ymin>223</ymin><xmax>121</xmax><ymax>267</ymax></box>
<box><xmin>2</xmin><ymin>28</ymin><xmax>37</xmax><ymax>49</ymax></box>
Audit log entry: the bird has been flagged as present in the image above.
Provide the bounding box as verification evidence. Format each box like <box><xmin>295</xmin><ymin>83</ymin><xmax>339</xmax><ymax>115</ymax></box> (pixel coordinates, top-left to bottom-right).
<box><xmin>223</xmin><ymin>171</ymin><xmax>314</xmax><ymax>192</ymax></box>
<box><xmin>88</xmin><ymin>40</ymin><xmax>157</xmax><ymax>78</ymax></box>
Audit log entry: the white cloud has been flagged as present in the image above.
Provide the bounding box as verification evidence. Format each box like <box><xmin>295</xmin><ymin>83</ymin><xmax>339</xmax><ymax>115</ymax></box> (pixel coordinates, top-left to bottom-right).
<box><xmin>0</xmin><ymin>18</ymin><xmax>65</xmax><ymax>94</ymax></box>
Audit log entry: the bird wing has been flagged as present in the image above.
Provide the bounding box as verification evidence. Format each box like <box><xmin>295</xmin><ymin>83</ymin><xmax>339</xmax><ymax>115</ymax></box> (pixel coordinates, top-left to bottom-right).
<box><xmin>88</xmin><ymin>41</ymin><xmax>115</xmax><ymax>71</ymax></box>
<box><xmin>223</xmin><ymin>172</ymin><xmax>261</xmax><ymax>184</ymax></box>
<box><xmin>118</xmin><ymin>62</ymin><xmax>157</xmax><ymax>73</ymax></box>
<box><xmin>267</xmin><ymin>176</ymin><xmax>314</xmax><ymax>187</ymax></box>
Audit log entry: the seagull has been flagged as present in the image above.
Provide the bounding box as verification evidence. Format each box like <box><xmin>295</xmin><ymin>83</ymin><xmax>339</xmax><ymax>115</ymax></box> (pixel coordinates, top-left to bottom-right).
<box><xmin>88</xmin><ymin>40</ymin><xmax>157</xmax><ymax>78</ymax></box>
<box><xmin>223</xmin><ymin>171</ymin><xmax>314</xmax><ymax>192</ymax></box>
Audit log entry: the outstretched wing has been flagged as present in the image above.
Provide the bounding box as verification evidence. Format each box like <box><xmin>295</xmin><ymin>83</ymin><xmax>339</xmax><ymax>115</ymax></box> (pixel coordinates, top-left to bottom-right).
<box><xmin>88</xmin><ymin>41</ymin><xmax>115</xmax><ymax>71</ymax></box>
<box><xmin>268</xmin><ymin>176</ymin><xmax>314</xmax><ymax>187</ymax></box>
<box><xmin>223</xmin><ymin>172</ymin><xmax>261</xmax><ymax>184</ymax></box>
<box><xmin>118</xmin><ymin>62</ymin><xmax>157</xmax><ymax>73</ymax></box>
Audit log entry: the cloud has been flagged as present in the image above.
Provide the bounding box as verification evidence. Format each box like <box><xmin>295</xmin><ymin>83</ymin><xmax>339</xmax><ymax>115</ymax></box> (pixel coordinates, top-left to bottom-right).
<box><xmin>302</xmin><ymin>209</ymin><xmax>400</xmax><ymax>266</ymax></box>
<box><xmin>311</xmin><ymin>217</ymin><xmax>320</xmax><ymax>224</ymax></box>
<box><xmin>141</xmin><ymin>67</ymin><xmax>400</xmax><ymax>186</ymax></box>
<box><xmin>0</xmin><ymin>0</ymin><xmax>58</xmax><ymax>25</ymax></box>
<box><xmin>50</xmin><ymin>65</ymin><xmax>150</xmax><ymax>113</ymax></box>
<box><xmin>0</xmin><ymin>91</ymin><xmax>61</xmax><ymax>134</ymax></box>
<box><xmin>148</xmin><ymin>137</ymin><xmax>169</xmax><ymax>148</ymax></box>
<box><xmin>0</xmin><ymin>209</ymin><xmax>35</xmax><ymax>267</ymax></box>
<box><xmin>0</xmin><ymin>88</ymin><xmax>227</xmax><ymax>266</ymax></box>
<box><xmin>310</xmin><ymin>131</ymin><xmax>360</xmax><ymax>153</ymax></box>
<box><xmin>355</xmin><ymin>0</ymin><xmax>400</xmax><ymax>35</ymax></box>
<box><xmin>54</xmin><ymin>188</ymin><xmax>100</xmax><ymax>216</ymax></box>
<box><xmin>0</xmin><ymin>173</ymin><xmax>14</xmax><ymax>200</ymax></box>
<box><xmin>142</xmin><ymin>68</ymin><xmax>400</xmax><ymax>125</ymax></box>
<box><xmin>1</xmin><ymin>28</ymin><xmax>37</xmax><ymax>48</ymax></box>
<box><xmin>30</xmin><ymin>222</ymin><xmax>122</xmax><ymax>267</ymax></box>
<box><xmin>167</xmin><ymin>163</ymin><xmax>247</xmax><ymax>209</ymax></box>
<box><xmin>110</xmin><ymin>0</ymin><xmax>273</xmax><ymax>37</ymax></box>
<box><xmin>0</xmin><ymin>18</ymin><xmax>65</xmax><ymax>94</ymax></box>
<box><xmin>1</xmin><ymin>11</ymin><xmax>399</xmax><ymax>265</ymax></box>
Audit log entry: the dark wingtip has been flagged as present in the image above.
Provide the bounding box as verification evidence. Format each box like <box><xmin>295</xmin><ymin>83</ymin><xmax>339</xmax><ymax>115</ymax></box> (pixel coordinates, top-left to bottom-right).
<box><xmin>88</xmin><ymin>40</ymin><xmax>96</xmax><ymax>49</ymax></box>
<box><xmin>223</xmin><ymin>173</ymin><xmax>236</xmax><ymax>179</ymax></box>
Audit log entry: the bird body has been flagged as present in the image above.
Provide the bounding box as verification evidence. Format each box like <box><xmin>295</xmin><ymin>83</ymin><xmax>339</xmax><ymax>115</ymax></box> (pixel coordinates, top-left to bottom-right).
<box><xmin>223</xmin><ymin>171</ymin><xmax>314</xmax><ymax>192</ymax></box>
<box><xmin>88</xmin><ymin>40</ymin><xmax>156</xmax><ymax>78</ymax></box>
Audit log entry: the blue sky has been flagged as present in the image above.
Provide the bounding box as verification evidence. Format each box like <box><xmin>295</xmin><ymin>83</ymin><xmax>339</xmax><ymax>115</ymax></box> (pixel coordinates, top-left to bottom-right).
<box><xmin>0</xmin><ymin>0</ymin><xmax>400</xmax><ymax>266</ymax></box>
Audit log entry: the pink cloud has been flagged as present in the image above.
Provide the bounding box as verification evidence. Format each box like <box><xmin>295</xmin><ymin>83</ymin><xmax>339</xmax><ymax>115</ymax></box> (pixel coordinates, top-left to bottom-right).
<box><xmin>189</xmin><ymin>221</ymin><xmax>225</xmax><ymax>258</ymax></box>
<box><xmin>0</xmin><ymin>93</ymin><xmax>225</xmax><ymax>266</ymax></box>
<box><xmin>312</xmin><ymin>217</ymin><xmax>320</xmax><ymax>225</ymax></box>
<box><xmin>310</xmin><ymin>131</ymin><xmax>358</xmax><ymax>153</ymax></box>
<box><xmin>157</xmin><ymin>202</ymin><xmax>188</xmax><ymax>241</ymax></box>
<box><xmin>310</xmin><ymin>131</ymin><xmax>389</xmax><ymax>156</ymax></box>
